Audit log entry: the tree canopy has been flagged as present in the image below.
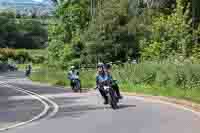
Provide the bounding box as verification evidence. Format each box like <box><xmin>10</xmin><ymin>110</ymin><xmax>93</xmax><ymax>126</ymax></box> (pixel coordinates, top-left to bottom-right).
<box><xmin>0</xmin><ymin>11</ymin><xmax>48</xmax><ymax>49</ymax></box>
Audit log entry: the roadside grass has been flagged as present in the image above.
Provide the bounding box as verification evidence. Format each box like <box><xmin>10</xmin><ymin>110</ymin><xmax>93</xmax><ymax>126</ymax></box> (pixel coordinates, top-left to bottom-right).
<box><xmin>30</xmin><ymin>68</ymin><xmax>96</xmax><ymax>89</ymax></box>
<box><xmin>120</xmin><ymin>83</ymin><xmax>200</xmax><ymax>103</ymax></box>
<box><xmin>16</xmin><ymin>49</ymin><xmax>47</xmax><ymax>57</ymax></box>
<box><xmin>30</xmin><ymin>63</ymin><xmax>200</xmax><ymax>104</ymax></box>
<box><xmin>17</xmin><ymin>64</ymin><xmax>44</xmax><ymax>71</ymax></box>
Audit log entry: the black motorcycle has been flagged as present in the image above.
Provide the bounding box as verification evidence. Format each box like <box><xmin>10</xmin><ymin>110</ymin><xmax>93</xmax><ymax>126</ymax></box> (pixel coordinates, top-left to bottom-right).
<box><xmin>71</xmin><ymin>78</ymin><xmax>81</xmax><ymax>93</ymax></box>
<box><xmin>25</xmin><ymin>69</ymin><xmax>31</xmax><ymax>77</ymax></box>
<box><xmin>100</xmin><ymin>80</ymin><xmax>119</xmax><ymax>109</ymax></box>
<box><xmin>8</xmin><ymin>64</ymin><xmax>18</xmax><ymax>72</ymax></box>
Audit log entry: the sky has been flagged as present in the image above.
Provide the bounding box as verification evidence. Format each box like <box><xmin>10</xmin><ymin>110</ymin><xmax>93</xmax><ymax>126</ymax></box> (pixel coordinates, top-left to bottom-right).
<box><xmin>32</xmin><ymin>0</ymin><xmax>44</xmax><ymax>2</ymax></box>
<box><xmin>0</xmin><ymin>0</ymin><xmax>45</xmax><ymax>3</ymax></box>
<box><xmin>0</xmin><ymin>0</ymin><xmax>55</xmax><ymax>12</ymax></box>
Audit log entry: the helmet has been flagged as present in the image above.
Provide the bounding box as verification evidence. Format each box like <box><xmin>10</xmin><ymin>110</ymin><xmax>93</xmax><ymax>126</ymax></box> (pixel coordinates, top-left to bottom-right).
<box><xmin>70</xmin><ymin>66</ymin><xmax>75</xmax><ymax>70</ymax></box>
<box><xmin>97</xmin><ymin>62</ymin><xmax>104</xmax><ymax>68</ymax></box>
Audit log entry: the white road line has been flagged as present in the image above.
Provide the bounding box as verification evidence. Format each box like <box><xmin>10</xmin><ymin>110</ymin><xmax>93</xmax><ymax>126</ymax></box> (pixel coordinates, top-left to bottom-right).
<box><xmin>8</xmin><ymin>93</ymin><xmax>83</xmax><ymax>101</ymax></box>
<box><xmin>0</xmin><ymin>81</ymin><xmax>59</xmax><ymax>131</ymax></box>
<box><xmin>0</xmin><ymin>84</ymin><xmax>49</xmax><ymax>132</ymax></box>
<box><xmin>5</xmin><ymin>84</ymin><xmax>59</xmax><ymax>119</ymax></box>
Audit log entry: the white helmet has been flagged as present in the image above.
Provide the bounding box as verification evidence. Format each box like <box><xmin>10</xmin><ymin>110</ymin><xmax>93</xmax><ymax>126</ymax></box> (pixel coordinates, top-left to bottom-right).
<box><xmin>70</xmin><ymin>66</ymin><xmax>75</xmax><ymax>70</ymax></box>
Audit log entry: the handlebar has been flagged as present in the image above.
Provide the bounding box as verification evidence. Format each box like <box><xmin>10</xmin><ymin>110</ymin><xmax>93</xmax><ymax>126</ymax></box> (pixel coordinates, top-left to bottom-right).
<box><xmin>99</xmin><ymin>80</ymin><xmax>112</xmax><ymax>86</ymax></box>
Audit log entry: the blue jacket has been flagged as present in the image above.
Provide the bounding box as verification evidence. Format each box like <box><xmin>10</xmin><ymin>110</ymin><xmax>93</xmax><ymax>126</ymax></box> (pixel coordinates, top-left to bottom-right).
<box><xmin>96</xmin><ymin>73</ymin><xmax>112</xmax><ymax>85</ymax></box>
<box><xmin>68</xmin><ymin>70</ymin><xmax>79</xmax><ymax>80</ymax></box>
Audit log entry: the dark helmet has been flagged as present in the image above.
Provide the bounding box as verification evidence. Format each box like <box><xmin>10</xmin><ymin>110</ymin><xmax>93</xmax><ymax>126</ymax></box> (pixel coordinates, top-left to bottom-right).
<box><xmin>104</xmin><ymin>63</ymin><xmax>112</xmax><ymax>69</ymax></box>
<box><xmin>97</xmin><ymin>62</ymin><xmax>104</xmax><ymax>68</ymax></box>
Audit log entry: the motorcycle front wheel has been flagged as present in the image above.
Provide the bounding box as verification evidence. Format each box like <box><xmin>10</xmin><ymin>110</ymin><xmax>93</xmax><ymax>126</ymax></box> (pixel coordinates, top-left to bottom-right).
<box><xmin>108</xmin><ymin>88</ymin><xmax>118</xmax><ymax>109</ymax></box>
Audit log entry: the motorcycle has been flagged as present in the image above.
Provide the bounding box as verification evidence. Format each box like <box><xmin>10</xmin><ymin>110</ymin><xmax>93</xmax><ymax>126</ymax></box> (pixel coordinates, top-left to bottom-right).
<box><xmin>100</xmin><ymin>80</ymin><xmax>119</xmax><ymax>109</ymax></box>
<box><xmin>8</xmin><ymin>64</ymin><xmax>18</xmax><ymax>72</ymax></box>
<box><xmin>25</xmin><ymin>69</ymin><xmax>31</xmax><ymax>77</ymax></box>
<box><xmin>71</xmin><ymin>75</ymin><xmax>81</xmax><ymax>93</ymax></box>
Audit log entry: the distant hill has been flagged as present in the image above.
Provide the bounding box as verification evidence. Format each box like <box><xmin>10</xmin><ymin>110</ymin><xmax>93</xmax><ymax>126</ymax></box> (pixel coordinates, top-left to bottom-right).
<box><xmin>0</xmin><ymin>0</ymin><xmax>55</xmax><ymax>16</ymax></box>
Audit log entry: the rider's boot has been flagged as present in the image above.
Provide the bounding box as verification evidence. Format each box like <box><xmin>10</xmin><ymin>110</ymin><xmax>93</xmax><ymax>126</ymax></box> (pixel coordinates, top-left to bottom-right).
<box><xmin>113</xmin><ymin>84</ymin><xmax>123</xmax><ymax>99</ymax></box>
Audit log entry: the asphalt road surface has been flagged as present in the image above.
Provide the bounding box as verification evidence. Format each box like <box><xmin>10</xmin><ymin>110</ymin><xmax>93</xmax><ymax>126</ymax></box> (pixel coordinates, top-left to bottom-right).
<box><xmin>0</xmin><ymin>71</ymin><xmax>200</xmax><ymax>133</ymax></box>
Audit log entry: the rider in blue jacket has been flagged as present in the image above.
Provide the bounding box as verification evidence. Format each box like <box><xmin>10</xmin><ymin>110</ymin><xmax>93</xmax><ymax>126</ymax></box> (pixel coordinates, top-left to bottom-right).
<box><xmin>96</xmin><ymin>63</ymin><xmax>110</xmax><ymax>104</ymax></box>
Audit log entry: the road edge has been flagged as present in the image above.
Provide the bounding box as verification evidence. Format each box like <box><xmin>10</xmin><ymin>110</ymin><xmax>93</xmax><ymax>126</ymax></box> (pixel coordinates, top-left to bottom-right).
<box><xmin>123</xmin><ymin>92</ymin><xmax>200</xmax><ymax>117</ymax></box>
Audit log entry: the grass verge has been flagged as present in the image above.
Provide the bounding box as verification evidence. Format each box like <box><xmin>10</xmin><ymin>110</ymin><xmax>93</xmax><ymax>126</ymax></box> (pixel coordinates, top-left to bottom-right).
<box><xmin>30</xmin><ymin>65</ymin><xmax>200</xmax><ymax>104</ymax></box>
<box><xmin>120</xmin><ymin>83</ymin><xmax>200</xmax><ymax>103</ymax></box>
<box><xmin>30</xmin><ymin>68</ymin><xmax>96</xmax><ymax>89</ymax></box>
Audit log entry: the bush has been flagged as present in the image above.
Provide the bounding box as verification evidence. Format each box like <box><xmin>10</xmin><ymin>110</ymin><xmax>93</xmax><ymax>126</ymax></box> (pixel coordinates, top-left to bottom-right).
<box><xmin>0</xmin><ymin>53</ymin><xmax>7</xmax><ymax>62</ymax></box>
<box><xmin>32</xmin><ymin>55</ymin><xmax>46</xmax><ymax>64</ymax></box>
<box><xmin>140</xmin><ymin>0</ymin><xmax>193</xmax><ymax>60</ymax></box>
<box><xmin>15</xmin><ymin>50</ymin><xmax>31</xmax><ymax>63</ymax></box>
<box><xmin>60</xmin><ymin>44</ymin><xmax>73</xmax><ymax>69</ymax></box>
<box><xmin>0</xmin><ymin>48</ymin><xmax>16</xmax><ymax>61</ymax></box>
<box><xmin>112</xmin><ymin>63</ymin><xmax>200</xmax><ymax>90</ymax></box>
<box><xmin>47</xmin><ymin>39</ymin><xmax>66</xmax><ymax>68</ymax></box>
<box><xmin>69</xmin><ymin>59</ymin><xmax>81</xmax><ymax>69</ymax></box>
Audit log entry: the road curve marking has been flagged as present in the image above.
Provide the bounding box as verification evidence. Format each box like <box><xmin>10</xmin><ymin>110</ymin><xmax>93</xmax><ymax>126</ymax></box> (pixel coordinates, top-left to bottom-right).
<box><xmin>0</xmin><ymin>84</ymin><xmax>50</xmax><ymax>132</ymax></box>
<box><xmin>5</xmin><ymin>84</ymin><xmax>59</xmax><ymax>119</ymax></box>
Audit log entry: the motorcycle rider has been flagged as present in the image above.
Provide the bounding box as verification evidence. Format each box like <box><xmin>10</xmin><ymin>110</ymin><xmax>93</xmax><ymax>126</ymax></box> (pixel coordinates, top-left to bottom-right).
<box><xmin>104</xmin><ymin>63</ymin><xmax>123</xmax><ymax>99</ymax></box>
<box><xmin>68</xmin><ymin>66</ymin><xmax>80</xmax><ymax>90</ymax></box>
<box><xmin>25</xmin><ymin>64</ymin><xmax>32</xmax><ymax>77</ymax></box>
<box><xmin>96</xmin><ymin>62</ymin><xmax>109</xmax><ymax>104</ymax></box>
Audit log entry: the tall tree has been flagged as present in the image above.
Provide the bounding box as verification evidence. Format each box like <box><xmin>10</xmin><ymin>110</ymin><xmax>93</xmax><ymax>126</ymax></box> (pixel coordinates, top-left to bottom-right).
<box><xmin>192</xmin><ymin>0</ymin><xmax>200</xmax><ymax>27</ymax></box>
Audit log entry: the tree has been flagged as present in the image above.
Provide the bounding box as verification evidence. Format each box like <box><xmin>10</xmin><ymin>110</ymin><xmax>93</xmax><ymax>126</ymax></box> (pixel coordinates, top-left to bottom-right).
<box><xmin>192</xmin><ymin>0</ymin><xmax>200</xmax><ymax>27</ymax></box>
<box><xmin>140</xmin><ymin>0</ymin><xmax>193</xmax><ymax>60</ymax></box>
<box><xmin>0</xmin><ymin>11</ymin><xmax>48</xmax><ymax>49</ymax></box>
<box><xmin>53</xmin><ymin>0</ymin><xmax>90</xmax><ymax>42</ymax></box>
<box><xmin>82</xmin><ymin>0</ymin><xmax>140</xmax><ymax>63</ymax></box>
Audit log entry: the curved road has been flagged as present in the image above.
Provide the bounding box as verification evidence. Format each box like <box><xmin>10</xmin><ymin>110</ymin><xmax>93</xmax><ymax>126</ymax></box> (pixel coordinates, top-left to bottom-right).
<box><xmin>0</xmin><ymin>71</ymin><xmax>200</xmax><ymax>133</ymax></box>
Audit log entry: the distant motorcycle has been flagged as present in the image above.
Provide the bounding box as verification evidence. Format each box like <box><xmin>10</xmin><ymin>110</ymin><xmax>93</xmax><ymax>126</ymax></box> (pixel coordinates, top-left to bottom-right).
<box><xmin>100</xmin><ymin>80</ymin><xmax>119</xmax><ymax>109</ymax></box>
<box><xmin>25</xmin><ymin>65</ymin><xmax>32</xmax><ymax>77</ymax></box>
<box><xmin>8</xmin><ymin>64</ymin><xmax>18</xmax><ymax>72</ymax></box>
<box><xmin>25</xmin><ymin>69</ymin><xmax>31</xmax><ymax>77</ymax></box>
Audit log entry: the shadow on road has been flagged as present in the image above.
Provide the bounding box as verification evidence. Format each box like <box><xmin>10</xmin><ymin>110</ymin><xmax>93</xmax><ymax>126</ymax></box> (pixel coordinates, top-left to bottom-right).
<box><xmin>51</xmin><ymin>103</ymin><xmax>137</xmax><ymax>119</ymax></box>
<box><xmin>117</xmin><ymin>104</ymin><xmax>136</xmax><ymax>109</ymax></box>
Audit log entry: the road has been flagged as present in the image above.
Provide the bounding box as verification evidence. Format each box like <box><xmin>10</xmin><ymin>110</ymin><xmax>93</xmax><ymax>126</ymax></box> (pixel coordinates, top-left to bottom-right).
<box><xmin>0</xmin><ymin>71</ymin><xmax>200</xmax><ymax>133</ymax></box>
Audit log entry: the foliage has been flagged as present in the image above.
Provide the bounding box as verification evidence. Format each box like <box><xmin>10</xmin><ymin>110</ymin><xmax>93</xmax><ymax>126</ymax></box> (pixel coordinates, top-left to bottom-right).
<box><xmin>56</xmin><ymin>0</ymin><xmax>90</xmax><ymax>39</ymax></box>
<box><xmin>0</xmin><ymin>48</ymin><xmax>16</xmax><ymax>60</ymax></box>
<box><xmin>0</xmin><ymin>53</ymin><xmax>7</xmax><ymax>62</ymax></box>
<box><xmin>140</xmin><ymin>0</ymin><xmax>193</xmax><ymax>61</ymax></box>
<box><xmin>0</xmin><ymin>11</ymin><xmax>48</xmax><ymax>49</ymax></box>
<box><xmin>15</xmin><ymin>49</ymin><xmax>31</xmax><ymax>63</ymax></box>
<box><xmin>31</xmin><ymin>63</ymin><xmax>200</xmax><ymax>103</ymax></box>
<box><xmin>112</xmin><ymin>62</ymin><xmax>200</xmax><ymax>90</ymax></box>
<box><xmin>0</xmin><ymin>48</ymin><xmax>47</xmax><ymax>64</ymax></box>
<box><xmin>31</xmin><ymin>67</ymin><xmax>96</xmax><ymax>88</ymax></box>
<box><xmin>48</xmin><ymin>0</ymin><xmax>200</xmax><ymax>67</ymax></box>
<box><xmin>32</xmin><ymin>55</ymin><xmax>46</xmax><ymax>64</ymax></box>
<box><xmin>48</xmin><ymin>39</ymin><xmax>65</xmax><ymax>66</ymax></box>
<box><xmin>68</xmin><ymin>58</ymin><xmax>81</xmax><ymax>69</ymax></box>
<box><xmin>82</xmin><ymin>0</ymin><xmax>138</xmax><ymax>63</ymax></box>
<box><xmin>60</xmin><ymin>44</ymin><xmax>73</xmax><ymax>69</ymax></box>
<box><xmin>47</xmin><ymin>0</ymin><xmax>90</xmax><ymax>67</ymax></box>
